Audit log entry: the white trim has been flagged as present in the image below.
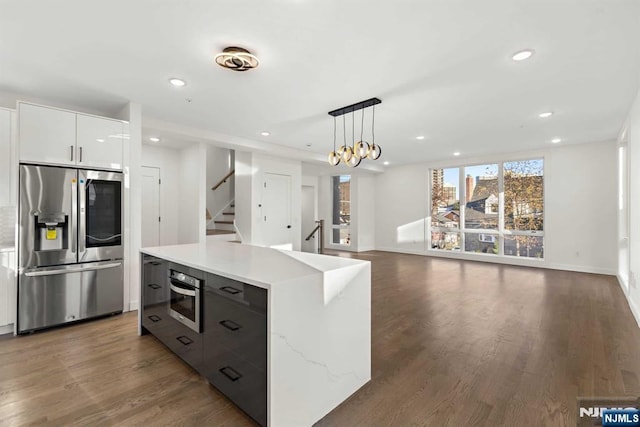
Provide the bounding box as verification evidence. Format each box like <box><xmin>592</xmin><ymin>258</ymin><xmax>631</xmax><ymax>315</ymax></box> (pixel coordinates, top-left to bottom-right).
<box><xmin>617</xmin><ymin>275</ymin><xmax>640</xmax><ymax>329</ymax></box>
<box><xmin>0</xmin><ymin>324</ymin><xmax>13</xmax><ymax>336</ymax></box>
<box><xmin>376</xmin><ymin>246</ymin><xmax>616</xmax><ymax>275</ymax></box>
<box><xmin>128</xmin><ymin>300</ymin><xmax>139</xmax><ymax>312</ymax></box>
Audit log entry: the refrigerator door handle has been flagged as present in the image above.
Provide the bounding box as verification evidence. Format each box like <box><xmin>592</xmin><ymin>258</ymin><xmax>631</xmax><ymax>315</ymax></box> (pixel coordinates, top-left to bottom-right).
<box><xmin>71</xmin><ymin>175</ymin><xmax>78</xmax><ymax>254</ymax></box>
<box><xmin>24</xmin><ymin>262</ymin><xmax>122</xmax><ymax>277</ymax></box>
<box><xmin>78</xmin><ymin>173</ymin><xmax>86</xmax><ymax>256</ymax></box>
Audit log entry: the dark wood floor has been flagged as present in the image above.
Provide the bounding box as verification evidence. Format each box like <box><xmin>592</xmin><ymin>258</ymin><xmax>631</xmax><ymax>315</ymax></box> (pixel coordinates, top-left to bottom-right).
<box><xmin>1</xmin><ymin>251</ymin><xmax>639</xmax><ymax>426</ymax></box>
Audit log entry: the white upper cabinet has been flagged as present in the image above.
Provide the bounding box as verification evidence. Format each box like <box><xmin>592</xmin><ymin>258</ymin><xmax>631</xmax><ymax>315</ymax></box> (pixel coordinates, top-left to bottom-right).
<box><xmin>76</xmin><ymin>114</ymin><xmax>124</xmax><ymax>170</ymax></box>
<box><xmin>18</xmin><ymin>102</ymin><xmax>126</xmax><ymax>170</ymax></box>
<box><xmin>19</xmin><ymin>103</ymin><xmax>77</xmax><ymax>166</ymax></box>
<box><xmin>0</xmin><ymin>109</ymin><xmax>12</xmax><ymax>206</ymax></box>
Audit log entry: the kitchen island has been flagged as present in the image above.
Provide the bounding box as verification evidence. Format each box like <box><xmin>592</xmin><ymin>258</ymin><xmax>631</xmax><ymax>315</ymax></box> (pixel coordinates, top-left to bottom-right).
<box><xmin>139</xmin><ymin>242</ymin><xmax>371</xmax><ymax>427</ymax></box>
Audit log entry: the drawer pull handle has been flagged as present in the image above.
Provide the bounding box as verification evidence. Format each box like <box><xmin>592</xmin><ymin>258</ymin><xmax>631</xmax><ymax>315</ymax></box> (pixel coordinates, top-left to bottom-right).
<box><xmin>148</xmin><ymin>283</ymin><xmax>161</xmax><ymax>290</ymax></box>
<box><xmin>176</xmin><ymin>335</ymin><xmax>193</xmax><ymax>346</ymax></box>
<box><xmin>220</xmin><ymin>286</ymin><xmax>242</xmax><ymax>295</ymax></box>
<box><xmin>219</xmin><ymin>366</ymin><xmax>242</xmax><ymax>382</ymax></box>
<box><xmin>148</xmin><ymin>315</ymin><xmax>161</xmax><ymax>322</ymax></box>
<box><xmin>219</xmin><ymin>319</ymin><xmax>242</xmax><ymax>331</ymax></box>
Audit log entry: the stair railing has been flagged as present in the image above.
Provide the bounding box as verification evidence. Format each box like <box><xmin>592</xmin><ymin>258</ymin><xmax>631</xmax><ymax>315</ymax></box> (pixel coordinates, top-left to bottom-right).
<box><xmin>305</xmin><ymin>219</ymin><xmax>325</xmax><ymax>254</ymax></box>
<box><xmin>211</xmin><ymin>169</ymin><xmax>235</xmax><ymax>191</ymax></box>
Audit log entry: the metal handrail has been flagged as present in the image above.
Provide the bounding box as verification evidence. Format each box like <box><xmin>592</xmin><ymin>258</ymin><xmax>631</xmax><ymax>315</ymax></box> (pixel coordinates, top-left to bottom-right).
<box><xmin>305</xmin><ymin>219</ymin><xmax>324</xmax><ymax>254</ymax></box>
<box><xmin>211</xmin><ymin>169</ymin><xmax>235</xmax><ymax>191</ymax></box>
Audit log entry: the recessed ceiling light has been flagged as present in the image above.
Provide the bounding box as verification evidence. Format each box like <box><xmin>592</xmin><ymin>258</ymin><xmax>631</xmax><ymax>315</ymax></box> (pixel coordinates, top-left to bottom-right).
<box><xmin>96</xmin><ymin>139</ymin><xmax>105</xmax><ymax>143</ymax></box>
<box><xmin>261</xmin><ymin>131</ymin><xmax>270</xmax><ymax>136</ymax></box>
<box><xmin>149</xmin><ymin>137</ymin><xmax>160</xmax><ymax>142</ymax></box>
<box><xmin>538</xmin><ymin>111</ymin><xmax>554</xmax><ymax>118</ymax></box>
<box><xmin>551</xmin><ymin>138</ymin><xmax>562</xmax><ymax>144</ymax></box>
<box><xmin>169</xmin><ymin>78</ymin><xmax>186</xmax><ymax>87</ymax></box>
<box><xmin>416</xmin><ymin>136</ymin><xmax>425</xmax><ymax>140</ymax></box>
<box><xmin>453</xmin><ymin>152</ymin><xmax>461</xmax><ymax>156</ymax></box>
<box><xmin>383</xmin><ymin>161</ymin><xmax>389</xmax><ymax>165</ymax></box>
<box><xmin>512</xmin><ymin>49</ymin><xmax>535</xmax><ymax>61</ymax></box>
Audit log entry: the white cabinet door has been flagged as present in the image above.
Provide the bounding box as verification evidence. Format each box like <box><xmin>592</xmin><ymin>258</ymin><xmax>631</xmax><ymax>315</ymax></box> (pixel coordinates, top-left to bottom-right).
<box><xmin>19</xmin><ymin>103</ymin><xmax>76</xmax><ymax>166</ymax></box>
<box><xmin>76</xmin><ymin>114</ymin><xmax>124</xmax><ymax>170</ymax></box>
<box><xmin>0</xmin><ymin>109</ymin><xmax>11</xmax><ymax>206</ymax></box>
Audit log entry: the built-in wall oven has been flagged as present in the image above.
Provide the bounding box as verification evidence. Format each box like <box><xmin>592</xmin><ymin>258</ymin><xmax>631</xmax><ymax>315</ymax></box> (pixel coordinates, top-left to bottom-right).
<box><xmin>168</xmin><ymin>269</ymin><xmax>202</xmax><ymax>333</ymax></box>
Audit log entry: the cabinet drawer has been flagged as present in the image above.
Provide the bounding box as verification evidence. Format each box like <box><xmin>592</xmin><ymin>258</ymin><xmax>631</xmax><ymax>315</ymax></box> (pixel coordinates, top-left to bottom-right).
<box><xmin>204</xmin><ymin>291</ymin><xmax>266</xmax><ymax>371</ymax></box>
<box><xmin>204</xmin><ymin>347</ymin><xmax>267</xmax><ymax>427</ymax></box>
<box><xmin>157</xmin><ymin>318</ymin><xmax>203</xmax><ymax>372</ymax></box>
<box><xmin>206</xmin><ymin>273</ymin><xmax>267</xmax><ymax>314</ymax></box>
<box><xmin>141</xmin><ymin>304</ymin><xmax>169</xmax><ymax>335</ymax></box>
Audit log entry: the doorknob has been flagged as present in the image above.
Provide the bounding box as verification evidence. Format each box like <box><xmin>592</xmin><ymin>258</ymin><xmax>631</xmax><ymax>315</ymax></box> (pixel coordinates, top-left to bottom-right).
<box><xmin>286</xmin><ymin>225</ymin><xmax>291</xmax><ymax>229</ymax></box>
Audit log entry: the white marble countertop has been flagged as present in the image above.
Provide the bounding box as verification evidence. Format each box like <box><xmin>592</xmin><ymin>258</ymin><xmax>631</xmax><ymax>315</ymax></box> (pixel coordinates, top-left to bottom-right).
<box><xmin>140</xmin><ymin>242</ymin><xmax>368</xmax><ymax>289</ymax></box>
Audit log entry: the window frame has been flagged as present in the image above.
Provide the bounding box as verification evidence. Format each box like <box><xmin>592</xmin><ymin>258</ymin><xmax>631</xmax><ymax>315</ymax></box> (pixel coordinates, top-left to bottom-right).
<box><xmin>331</xmin><ymin>175</ymin><xmax>351</xmax><ymax>246</ymax></box>
<box><xmin>428</xmin><ymin>157</ymin><xmax>545</xmax><ymax>259</ymax></box>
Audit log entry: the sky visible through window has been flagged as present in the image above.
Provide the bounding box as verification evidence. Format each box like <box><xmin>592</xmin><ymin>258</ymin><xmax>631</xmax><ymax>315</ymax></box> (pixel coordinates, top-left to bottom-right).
<box><xmin>442</xmin><ymin>160</ymin><xmax>543</xmax><ymax>199</ymax></box>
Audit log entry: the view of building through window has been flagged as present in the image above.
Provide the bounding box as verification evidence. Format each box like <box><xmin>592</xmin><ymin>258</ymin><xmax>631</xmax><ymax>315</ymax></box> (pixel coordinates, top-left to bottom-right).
<box><xmin>331</xmin><ymin>175</ymin><xmax>351</xmax><ymax>245</ymax></box>
<box><xmin>430</xmin><ymin>159</ymin><xmax>544</xmax><ymax>258</ymax></box>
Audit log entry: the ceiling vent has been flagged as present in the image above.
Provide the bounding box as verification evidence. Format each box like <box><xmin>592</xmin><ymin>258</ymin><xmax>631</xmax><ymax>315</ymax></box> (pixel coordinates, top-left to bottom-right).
<box><xmin>215</xmin><ymin>47</ymin><xmax>259</xmax><ymax>72</ymax></box>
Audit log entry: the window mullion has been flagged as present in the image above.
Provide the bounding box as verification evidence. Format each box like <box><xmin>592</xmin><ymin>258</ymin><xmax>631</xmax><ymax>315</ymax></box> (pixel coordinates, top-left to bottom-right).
<box><xmin>498</xmin><ymin>161</ymin><xmax>505</xmax><ymax>256</ymax></box>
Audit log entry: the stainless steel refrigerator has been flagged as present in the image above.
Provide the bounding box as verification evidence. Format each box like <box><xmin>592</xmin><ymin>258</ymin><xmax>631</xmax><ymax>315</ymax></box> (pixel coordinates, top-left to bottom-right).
<box><xmin>17</xmin><ymin>164</ymin><xmax>124</xmax><ymax>333</ymax></box>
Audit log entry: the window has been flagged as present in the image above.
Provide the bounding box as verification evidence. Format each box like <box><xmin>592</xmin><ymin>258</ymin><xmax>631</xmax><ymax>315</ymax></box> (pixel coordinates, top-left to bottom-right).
<box><xmin>430</xmin><ymin>158</ymin><xmax>544</xmax><ymax>259</ymax></box>
<box><xmin>430</xmin><ymin>168</ymin><xmax>460</xmax><ymax>251</ymax></box>
<box><xmin>331</xmin><ymin>175</ymin><xmax>351</xmax><ymax>245</ymax></box>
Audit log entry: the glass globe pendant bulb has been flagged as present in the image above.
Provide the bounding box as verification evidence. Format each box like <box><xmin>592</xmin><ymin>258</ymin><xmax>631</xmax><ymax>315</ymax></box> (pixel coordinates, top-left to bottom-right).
<box><xmin>346</xmin><ymin>154</ymin><xmax>362</xmax><ymax>168</ymax></box>
<box><xmin>341</xmin><ymin>146</ymin><xmax>354</xmax><ymax>162</ymax></box>
<box><xmin>368</xmin><ymin>143</ymin><xmax>382</xmax><ymax>160</ymax></box>
<box><xmin>328</xmin><ymin>151</ymin><xmax>341</xmax><ymax>166</ymax></box>
<box><xmin>355</xmin><ymin>140</ymin><xmax>370</xmax><ymax>159</ymax></box>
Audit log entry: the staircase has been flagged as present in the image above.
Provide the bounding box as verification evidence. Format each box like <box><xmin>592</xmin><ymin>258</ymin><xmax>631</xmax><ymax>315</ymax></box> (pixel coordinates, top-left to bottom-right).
<box><xmin>206</xmin><ymin>167</ymin><xmax>239</xmax><ymax>241</ymax></box>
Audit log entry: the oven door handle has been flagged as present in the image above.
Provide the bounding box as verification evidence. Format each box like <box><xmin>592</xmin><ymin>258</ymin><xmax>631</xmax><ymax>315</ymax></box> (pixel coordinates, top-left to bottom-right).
<box><xmin>170</xmin><ymin>283</ymin><xmax>196</xmax><ymax>297</ymax></box>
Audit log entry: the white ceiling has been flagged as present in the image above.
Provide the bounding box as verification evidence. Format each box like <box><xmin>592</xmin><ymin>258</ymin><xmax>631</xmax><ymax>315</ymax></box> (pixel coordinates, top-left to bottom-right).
<box><xmin>2</xmin><ymin>0</ymin><xmax>639</xmax><ymax>166</ymax></box>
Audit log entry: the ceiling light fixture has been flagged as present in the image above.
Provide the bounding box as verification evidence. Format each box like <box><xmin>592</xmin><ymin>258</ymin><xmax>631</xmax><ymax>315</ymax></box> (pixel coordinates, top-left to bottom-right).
<box><xmin>149</xmin><ymin>137</ymin><xmax>160</xmax><ymax>142</ymax></box>
<box><xmin>215</xmin><ymin>47</ymin><xmax>259</xmax><ymax>72</ymax></box>
<box><xmin>512</xmin><ymin>49</ymin><xmax>535</xmax><ymax>61</ymax></box>
<box><xmin>539</xmin><ymin>111</ymin><xmax>554</xmax><ymax>118</ymax></box>
<box><xmin>416</xmin><ymin>136</ymin><xmax>425</xmax><ymax>140</ymax></box>
<box><xmin>383</xmin><ymin>161</ymin><xmax>389</xmax><ymax>166</ymax></box>
<box><xmin>327</xmin><ymin>98</ymin><xmax>382</xmax><ymax>167</ymax></box>
<box><xmin>551</xmin><ymin>138</ymin><xmax>562</xmax><ymax>143</ymax></box>
<box><xmin>261</xmin><ymin>131</ymin><xmax>270</xmax><ymax>136</ymax></box>
<box><xmin>453</xmin><ymin>152</ymin><xmax>461</xmax><ymax>156</ymax></box>
<box><xmin>96</xmin><ymin>139</ymin><xmax>105</xmax><ymax>143</ymax></box>
<box><xmin>169</xmin><ymin>78</ymin><xmax>186</xmax><ymax>87</ymax></box>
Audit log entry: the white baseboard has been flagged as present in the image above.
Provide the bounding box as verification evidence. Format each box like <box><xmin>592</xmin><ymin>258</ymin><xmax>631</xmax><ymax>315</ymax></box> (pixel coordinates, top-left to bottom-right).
<box><xmin>375</xmin><ymin>246</ymin><xmax>616</xmax><ymax>275</ymax></box>
<box><xmin>617</xmin><ymin>275</ymin><xmax>640</xmax><ymax>329</ymax></box>
<box><xmin>0</xmin><ymin>324</ymin><xmax>13</xmax><ymax>336</ymax></box>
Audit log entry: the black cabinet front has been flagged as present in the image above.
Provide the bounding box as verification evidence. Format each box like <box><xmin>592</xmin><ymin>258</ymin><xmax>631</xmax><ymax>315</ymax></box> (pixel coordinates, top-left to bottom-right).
<box><xmin>141</xmin><ymin>260</ymin><xmax>267</xmax><ymax>427</ymax></box>
<box><xmin>203</xmin><ymin>273</ymin><xmax>267</xmax><ymax>426</ymax></box>
<box><xmin>141</xmin><ymin>255</ymin><xmax>169</xmax><ymax>335</ymax></box>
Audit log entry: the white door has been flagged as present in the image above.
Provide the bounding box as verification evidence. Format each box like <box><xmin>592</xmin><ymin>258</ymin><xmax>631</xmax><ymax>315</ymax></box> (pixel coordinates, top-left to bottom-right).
<box><xmin>301</xmin><ymin>185</ymin><xmax>317</xmax><ymax>253</ymax></box>
<box><xmin>262</xmin><ymin>173</ymin><xmax>292</xmax><ymax>249</ymax></box>
<box><xmin>141</xmin><ymin>167</ymin><xmax>160</xmax><ymax>247</ymax></box>
<box><xmin>76</xmin><ymin>114</ymin><xmax>124</xmax><ymax>170</ymax></box>
<box><xmin>19</xmin><ymin>103</ymin><xmax>77</xmax><ymax>166</ymax></box>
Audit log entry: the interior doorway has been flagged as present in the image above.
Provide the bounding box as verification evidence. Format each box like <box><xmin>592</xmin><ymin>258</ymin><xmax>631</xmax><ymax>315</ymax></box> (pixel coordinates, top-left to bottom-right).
<box><xmin>301</xmin><ymin>185</ymin><xmax>317</xmax><ymax>253</ymax></box>
<box><xmin>262</xmin><ymin>173</ymin><xmax>292</xmax><ymax>249</ymax></box>
<box><xmin>141</xmin><ymin>166</ymin><xmax>160</xmax><ymax>247</ymax></box>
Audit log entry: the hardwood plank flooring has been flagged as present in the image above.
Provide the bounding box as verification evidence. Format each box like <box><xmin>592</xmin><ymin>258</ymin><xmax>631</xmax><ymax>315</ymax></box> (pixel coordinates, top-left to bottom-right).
<box><xmin>1</xmin><ymin>251</ymin><xmax>639</xmax><ymax>426</ymax></box>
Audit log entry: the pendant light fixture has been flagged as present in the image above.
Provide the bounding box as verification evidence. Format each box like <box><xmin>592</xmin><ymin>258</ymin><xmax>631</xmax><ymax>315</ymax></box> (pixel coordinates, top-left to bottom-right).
<box><xmin>346</xmin><ymin>111</ymin><xmax>362</xmax><ymax>167</ymax></box>
<box><xmin>354</xmin><ymin>108</ymin><xmax>370</xmax><ymax>159</ymax></box>
<box><xmin>367</xmin><ymin>104</ymin><xmax>382</xmax><ymax>160</ymax></box>
<box><xmin>328</xmin><ymin>117</ymin><xmax>340</xmax><ymax>166</ymax></box>
<box><xmin>327</xmin><ymin>97</ymin><xmax>382</xmax><ymax>167</ymax></box>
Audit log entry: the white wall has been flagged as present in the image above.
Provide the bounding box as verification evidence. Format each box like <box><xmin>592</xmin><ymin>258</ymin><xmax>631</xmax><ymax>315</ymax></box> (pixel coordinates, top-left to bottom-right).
<box><xmin>375</xmin><ymin>141</ymin><xmax>618</xmax><ymax>274</ymax></box>
<box><xmin>356</xmin><ymin>175</ymin><xmax>376</xmax><ymax>251</ymax></box>
<box><xmin>141</xmin><ymin>144</ymin><xmax>181</xmax><ymax>246</ymax></box>
<box><xmin>234</xmin><ymin>151</ymin><xmax>253</xmax><ymax>244</ymax></box>
<box><xmin>206</xmin><ymin>146</ymin><xmax>234</xmax><ymax>227</ymax></box>
<box><xmin>178</xmin><ymin>143</ymin><xmax>207</xmax><ymax>244</ymax></box>
<box><xmin>625</xmin><ymin>87</ymin><xmax>640</xmax><ymax>327</ymax></box>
